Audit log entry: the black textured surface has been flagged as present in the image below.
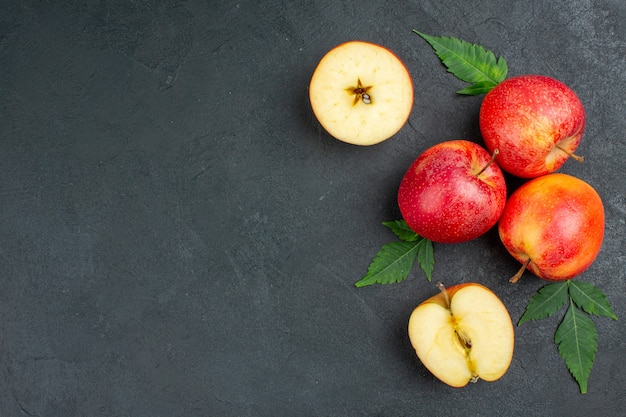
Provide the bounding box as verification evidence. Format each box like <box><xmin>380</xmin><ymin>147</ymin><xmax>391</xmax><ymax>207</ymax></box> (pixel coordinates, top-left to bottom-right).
<box><xmin>1</xmin><ymin>1</ymin><xmax>625</xmax><ymax>416</ymax></box>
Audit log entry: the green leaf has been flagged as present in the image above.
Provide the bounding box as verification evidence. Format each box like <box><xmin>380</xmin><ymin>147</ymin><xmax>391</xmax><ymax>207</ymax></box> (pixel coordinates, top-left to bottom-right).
<box><xmin>518</xmin><ymin>282</ymin><xmax>569</xmax><ymax>325</ymax></box>
<box><xmin>416</xmin><ymin>238</ymin><xmax>434</xmax><ymax>281</ymax></box>
<box><xmin>456</xmin><ymin>81</ymin><xmax>499</xmax><ymax>95</ymax></box>
<box><xmin>555</xmin><ymin>300</ymin><xmax>598</xmax><ymax>394</ymax></box>
<box><xmin>382</xmin><ymin>220</ymin><xmax>420</xmax><ymax>242</ymax></box>
<box><xmin>354</xmin><ymin>241</ymin><xmax>420</xmax><ymax>287</ymax></box>
<box><xmin>568</xmin><ymin>281</ymin><xmax>618</xmax><ymax>320</ymax></box>
<box><xmin>383</xmin><ymin>220</ymin><xmax>434</xmax><ymax>281</ymax></box>
<box><xmin>516</xmin><ymin>280</ymin><xmax>615</xmax><ymax>393</ymax></box>
<box><xmin>413</xmin><ymin>30</ymin><xmax>508</xmax><ymax>95</ymax></box>
<box><xmin>355</xmin><ymin>221</ymin><xmax>435</xmax><ymax>287</ymax></box>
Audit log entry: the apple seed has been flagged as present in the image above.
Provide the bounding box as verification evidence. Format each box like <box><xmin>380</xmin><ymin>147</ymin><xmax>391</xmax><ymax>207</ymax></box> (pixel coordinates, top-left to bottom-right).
<box><xmin>346</xmin><ymin>77</ymin><xmax>373</xmax><ymax>106</ymax></box>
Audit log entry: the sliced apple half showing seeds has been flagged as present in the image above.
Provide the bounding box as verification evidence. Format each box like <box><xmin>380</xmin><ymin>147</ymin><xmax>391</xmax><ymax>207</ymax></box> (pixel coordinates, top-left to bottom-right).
<box><xmin>309</xmin><ymin>41</ymin><xmax>414</xmax><ymax>146</ymax></box>
<box><xmin>408</xmin><ymin>282</ymin><xmax>514</xmax><ymax>388</ymax></box>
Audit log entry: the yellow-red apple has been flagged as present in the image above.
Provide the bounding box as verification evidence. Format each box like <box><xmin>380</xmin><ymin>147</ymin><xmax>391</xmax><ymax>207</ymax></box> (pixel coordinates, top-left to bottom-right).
<box><xmin>397</xmin><ymin>140</ymin><xmax>506</xmax><ymax>243</ymax></box>
<box><xmin>498</xmin><ymin>173</ymin><xmax>605</xmax><ymax>282</ymax></box>
<box><xmin>408</xmin><ymin>282</ymin><xmax>515</xmax><ymax>388</ymax></box>
<box><xmin>309</xmin><ymin>41</ymin><xmax>413</xmax><ymax>145</ymax></box>
<box><xmin>479</xmin><ymin>75</ymin><xmax>586</xmax><ymax>178</ymax></box>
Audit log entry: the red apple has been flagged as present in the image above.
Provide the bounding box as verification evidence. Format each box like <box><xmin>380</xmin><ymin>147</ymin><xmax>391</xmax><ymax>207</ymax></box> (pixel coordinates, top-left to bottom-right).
<box><xmin>479</xmin><ymin>75</ymin><xmax>586</xmax><ymax>178</ymax></box>
<box><xmin>498</xmin><ymin>173</ymin><xmax>605</xmax><ymax>282</ymax></box>
<box><xmin>398</xmin><ymin>140</ymin><xmax>507</xmax><ymax>244</ymax></box>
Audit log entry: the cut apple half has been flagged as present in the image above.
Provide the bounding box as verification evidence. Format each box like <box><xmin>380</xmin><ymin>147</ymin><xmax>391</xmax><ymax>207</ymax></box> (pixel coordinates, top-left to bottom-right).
<box><xmin>309</xmin><ymin>41</ymin><xmax>414</xmax><ymax>145</ymax></box>
<box><xmin>408</xmin><ymin>283</ymin><xmax>514</xmax><ymax>388</ymax></box>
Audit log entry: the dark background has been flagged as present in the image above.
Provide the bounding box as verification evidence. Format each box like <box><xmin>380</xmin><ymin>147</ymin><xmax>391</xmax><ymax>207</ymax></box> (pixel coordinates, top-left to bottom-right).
<box><xmin>1</xmin><ymin>1</ymin><xmax>625</xmax><ymax>416</ymax></box>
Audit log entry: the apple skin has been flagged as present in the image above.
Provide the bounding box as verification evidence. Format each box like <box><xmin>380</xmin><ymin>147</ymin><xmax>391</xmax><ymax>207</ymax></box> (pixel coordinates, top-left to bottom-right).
<box><xmin>408</xmin><ymin>282</ymin><xmax>515</xmax><ymax>388</ymax></box>
<box><xmin>479</xmin><ymin>74</ymin><xmax>586</xmax><ymax>178</ymax></box>
<box><xmin>309</xmin><ymin>40</ymin><xmax>414</xmax><ymax>145</ymax></box>
<box><xmin>498</xmin><ymin>173</ymin><xmax>605</xmax><ymax>282</ymax></box>
<box><xmin>397</xmin><ymin>140</ymin><xmax>507</xmax><ymax>244</ymax></box>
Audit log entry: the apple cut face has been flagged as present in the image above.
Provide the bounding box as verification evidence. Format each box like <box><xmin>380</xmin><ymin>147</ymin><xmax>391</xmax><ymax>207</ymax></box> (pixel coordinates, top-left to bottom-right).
<box><xmin>408</xmin><ymin>284</ymin><xmax>514</xmax><ymax>388</ymax></box>
<box><xmin>309</xmin><ymin>41</ymin><xmax>414</xmax><ymax>145</ymax></box>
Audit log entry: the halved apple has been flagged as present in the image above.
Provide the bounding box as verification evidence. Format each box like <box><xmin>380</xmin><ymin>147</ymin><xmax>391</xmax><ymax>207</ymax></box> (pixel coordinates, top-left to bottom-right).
<box><xmin>309</xmin><ymin>41</ymin><xmax>414</xmax><ymax>145</ymax></box>
<box><xmin>408</xmin><ymin>283</ymin><xmax>514</xmax><ymax>388</ymax></box>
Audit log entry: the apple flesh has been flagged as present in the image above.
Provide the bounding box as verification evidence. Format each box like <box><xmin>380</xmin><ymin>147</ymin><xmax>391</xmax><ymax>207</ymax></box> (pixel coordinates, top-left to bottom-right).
<box><xmin>498</xmin><ymin>173</ymin><xmax>605</xmax><ymax>282</ymax></box>
<box><xmin>397</xmin><ymin>140</ymin><xmax>507</xmax><ymax>243</ymax></box>
<box><xmin>479</xmin><ymin>74</ymin><xmax>586</xmax><ymax>178</ymax></box>
<box><xmin>309</xmin><ymin>41</ymin><xmax>414</xmax><ymax>145</ymax></box>
<box><xmin>408</xmin><ymin>283</ymin><xmax>514</xmax><ymax>388</ymax></box>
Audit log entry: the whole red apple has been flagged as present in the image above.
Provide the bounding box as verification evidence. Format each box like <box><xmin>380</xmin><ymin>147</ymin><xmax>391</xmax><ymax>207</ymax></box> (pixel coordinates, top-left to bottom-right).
<box><xmin>398</xmin><ymin>140</ymin><xmax>507</xmax><ymax>244</ymax></box>
<box><xmin>479</xmin><ymin>75</ymin><xmax>586</xmax><ymax>178</ymax></box>
<box><xmin>498</xmin><ymin>173</ymin><xmax>604</xmax><ymax>282</ymax></box>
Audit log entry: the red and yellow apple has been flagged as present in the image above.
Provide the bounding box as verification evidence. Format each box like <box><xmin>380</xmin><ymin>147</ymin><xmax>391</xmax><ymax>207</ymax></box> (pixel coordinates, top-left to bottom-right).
<box><xmin>408</xmin><ymin>282</ymin><xmax>514</xmax><ymax>388</ymax></box>
<box><xmin>479</xmin><ymin>74</ymin><xmax>586</xmax><ymax>178</ymax></box>
<box><xmin>309</xmin><ymin>41</ymin><xmax>414</xmax><ymax>145</ymax></box>
<box><xmin>397</xmin><ymin>140</ymin><xmax>507</xmax><ymax>243</ymax></box>
<box><xmin>499</xmin><ymin>173</ymin><xmax>605</xmax><ymax>282</ymax></box>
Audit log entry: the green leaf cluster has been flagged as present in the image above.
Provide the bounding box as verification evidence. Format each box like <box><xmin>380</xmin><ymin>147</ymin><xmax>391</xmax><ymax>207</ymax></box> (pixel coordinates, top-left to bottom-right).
<box><xmin>519</xmin><ymin>280</ymin><xmax>617</xmax><ymax>394</ymax></box>
<box><xmin>413</xmin><ymin>31</ymin><xmax>508</xmax><ymax>95</ymax></box>
<box><xmin>354</xmin><ymin>220</ymin><xmax>433</xmax><ymax>287</ymax></box>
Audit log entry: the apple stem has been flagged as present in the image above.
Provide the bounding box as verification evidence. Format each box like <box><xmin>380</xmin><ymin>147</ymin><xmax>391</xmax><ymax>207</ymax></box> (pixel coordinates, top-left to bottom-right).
<box><xmin>509</xmin><ymin>259</ymin><xmax>531</xmax><ymax>283</ymax></box>
<box><xmin>475</xmin><ymin>148</ymin><xmax>499</xmax><ymax>176</ymax></box>
<box><xmin>436</xmin><ymin>281</ymin><xmax>451</xmax><ymax>309</ymax></box>
<box><xmin>556</xmin><ymin>145</ymin><xmax>584</xmax><ymax>163</ymax></box>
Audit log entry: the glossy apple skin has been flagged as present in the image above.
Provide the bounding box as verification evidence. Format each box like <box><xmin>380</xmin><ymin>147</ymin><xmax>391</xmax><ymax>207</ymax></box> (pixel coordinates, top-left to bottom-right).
<box><xmin>479</xmin><ymin>75</ymin><xmax>586</xmax><ymax>178</ymax></box>
<box><xmin>498</xmin><ymin>173</ymin><xmax>604</xmax><ymax>281</ymax></box>
<box><xmin>398</xmin><ymin>140</ymin><xmax>507</xmax><ymax>244</ymax></box>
